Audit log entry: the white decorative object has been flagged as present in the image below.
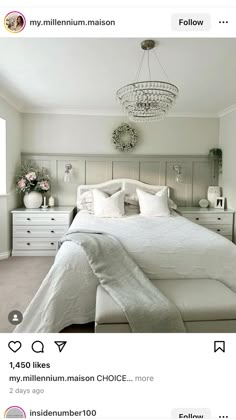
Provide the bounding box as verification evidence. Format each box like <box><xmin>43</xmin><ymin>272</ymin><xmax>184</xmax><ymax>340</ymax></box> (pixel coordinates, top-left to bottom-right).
<box><xmin>112</xmin><ymin>124</ymin><xmax>138</xmax><ymax>152</ymax></box>
<box><xmin>215</xmin><ymin>197</ymin><xmax>225</xmax><ymax>210</ymax></box>
<box><xmin>41</xmin><ymin>196</ymin><xmax>48</xmax><ymax>209</ymax></box>
<box><xmin>199</xmin><ymin>199</ymin><xmax>209</xmax><ymax>208</ymax></box>
<box><xmin>93</xmin><ymin>189</ymin><xmax>125</xmax><ymax>218</ymax></box>
<box><xmin>23</xmin><ymin>191</ymin><xmax>43</xmax><ymax>209</ymax></box>
<box><xmin>48</xmin><ymin>196</ymin><xmax>55</xmax><ymax>207</ymax></box>
<box><xmin>116</xmin><ymin>39</ymin><xmax>179</xmax><ymax>122</ymax></box>
<box><xmin>207</xmin><ymin>186</ymin><xmax>221</xmax><ymax>208</ymax></box>
<box><xmin>136</xmin><ymin>187</ymin><xmax>170</xmax><ymax>217</ymax></box>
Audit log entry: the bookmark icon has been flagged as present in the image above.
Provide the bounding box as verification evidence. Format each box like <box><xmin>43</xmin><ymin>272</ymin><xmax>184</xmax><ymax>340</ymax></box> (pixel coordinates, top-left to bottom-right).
<box><xmin>214</xmin><ymin>341</ymin><xmax>225</xmax><ymax>353</ymax></box>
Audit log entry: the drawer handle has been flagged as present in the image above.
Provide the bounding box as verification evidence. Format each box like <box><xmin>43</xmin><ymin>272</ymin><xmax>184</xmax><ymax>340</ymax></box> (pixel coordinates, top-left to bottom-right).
<box><xmin>27</xmin><ymin>217</ymin><xmax>31</xmax><ymax>221</ymax></box>
<box><xmin>51</xmin><ymin>242</ymin><xmax>55</xmax><ymax>245</ymax></box>
<box><xmin>51</xmin><ymin>230</ymin><xmax>55</xmax><ymax>234</ymax></box>
<box><xmin>217</xmin><ymin>217</ymin><xmax>222</xmax><ymax>220</ymax></box>
<box><xmin>27</xmin><ymin>242</ymin><xmax>30</xmax><ymax>246</ymax></box>
<box><xmin>217</xmin><ymin>229</ymin><xmax>221</xmax><ymax>232</ymax></box>
<box><xmin>27</xmin><ymin>230</ymin><xmax>31</xmax><ymax>234</ymax></box>
<box><xmin>195</xmin><ymin>217</ymin><xmax>199</xmax><ymax>220</ymax></box>
<box><xmin>51</xmin><ymin>218</ymin><xmax>55</xmax><ymax>221</ymax></box>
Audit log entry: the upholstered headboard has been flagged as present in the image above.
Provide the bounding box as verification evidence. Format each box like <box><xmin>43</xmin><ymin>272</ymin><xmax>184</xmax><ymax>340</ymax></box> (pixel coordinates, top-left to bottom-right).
<box><xmin>77</xmin><ymin>178</ymin><xmax>168</xmax><ymax>210</ymax></box>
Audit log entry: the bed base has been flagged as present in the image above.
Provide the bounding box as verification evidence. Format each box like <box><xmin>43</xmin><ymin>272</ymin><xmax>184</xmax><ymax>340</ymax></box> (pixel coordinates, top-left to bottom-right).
<box><xmin>95</xmin><ymin>279</ymin><xmax>236</xmax><ymax>333</ymax></box>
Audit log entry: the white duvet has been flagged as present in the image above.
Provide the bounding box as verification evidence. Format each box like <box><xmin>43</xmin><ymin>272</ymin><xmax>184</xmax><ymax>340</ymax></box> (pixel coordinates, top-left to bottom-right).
<box><xmin>15</xmin><ymin>211</ymin><xmax>236</xmax><ymax>333</ymax></box>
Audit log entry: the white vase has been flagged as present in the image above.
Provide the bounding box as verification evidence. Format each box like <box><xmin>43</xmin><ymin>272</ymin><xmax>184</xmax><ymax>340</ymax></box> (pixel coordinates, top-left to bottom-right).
<box><xmin>23</xmin><ymin>191</ymin><xmax>43</xmax><ymax>209</ymax></box>
<box><xmin>207</xmin><ymin>186</ymin><xmax>221</xmax><ymax>208</ymax></box>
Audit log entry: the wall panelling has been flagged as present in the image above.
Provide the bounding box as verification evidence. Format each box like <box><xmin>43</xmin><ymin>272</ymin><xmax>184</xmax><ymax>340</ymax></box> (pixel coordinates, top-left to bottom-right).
<box><xmin>21</xmin><ymin>153</ymin><xmax>214</xmax><ymax>207</ymax></box>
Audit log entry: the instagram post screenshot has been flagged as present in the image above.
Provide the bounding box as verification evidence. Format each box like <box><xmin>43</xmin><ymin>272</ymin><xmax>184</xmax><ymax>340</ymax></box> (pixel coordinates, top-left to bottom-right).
<box><xmin>0</xmin><ymin>1</ymin><xmax>236</xmax><ymax>418</ymax></box>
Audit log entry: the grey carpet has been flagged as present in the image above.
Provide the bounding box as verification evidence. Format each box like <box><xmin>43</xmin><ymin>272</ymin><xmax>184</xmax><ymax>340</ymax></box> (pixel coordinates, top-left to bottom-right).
<box><xmin>0</xmin><ymin>256</ymin><xmax>54</xmax><ymax>332</ymax></box>
<box><xmin>0</xmin><ymin>256</ymin><xmax>95</xmax><ymax>333</ymax></box>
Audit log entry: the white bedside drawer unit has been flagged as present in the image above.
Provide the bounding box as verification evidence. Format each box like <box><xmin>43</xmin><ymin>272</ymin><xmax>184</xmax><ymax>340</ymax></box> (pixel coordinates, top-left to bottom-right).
<box><xmin>13</xmin><ymin>238</ymin><xmax>58</xmax><ymax>251</ymax></box>
<box><xmin>178</xmin><ymin>207</ymin><xmax>234</xmax><ymax>241</ymax></box>
<box><xmin>13</xmin><ymin>213</ymin><xmax>70</xmax><ymax>226</ymax></box>
<box><xmin>12</xmin><ymin>207</ymin><xmax>74</xmax><ymax>256</ymax></box>
<box><xmin>13</xmin><ymin>226</ymin><xmax>68</xmax><ymax>238</ymax></box>
<box><xmin>184</xmin><ymin>213</ymin><xmax>233</xmax><ymax>225</ymax></box>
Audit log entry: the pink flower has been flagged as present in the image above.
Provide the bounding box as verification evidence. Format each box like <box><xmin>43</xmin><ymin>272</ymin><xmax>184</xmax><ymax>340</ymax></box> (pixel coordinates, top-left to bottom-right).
<box><xmin>25</xmin><ymin>172</ymin><xmax>36</xmax><ymax>181</ymax></box>
<box><xmin>39</xmin><ymin>180</ymin><xmax>49</xmax><ymax>191</ymax></box>
<box><xmin>17</xmin><ymin>178</ymin><xmax>26</xmax><ymax>189</ymax></box>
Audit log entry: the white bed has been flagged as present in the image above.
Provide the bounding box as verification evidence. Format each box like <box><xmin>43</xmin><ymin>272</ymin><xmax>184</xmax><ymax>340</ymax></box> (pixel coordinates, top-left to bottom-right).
<box><xmin>14</xmin><ymin>179</ymin><xmax>236</xmax><ymax>333</ymax></box>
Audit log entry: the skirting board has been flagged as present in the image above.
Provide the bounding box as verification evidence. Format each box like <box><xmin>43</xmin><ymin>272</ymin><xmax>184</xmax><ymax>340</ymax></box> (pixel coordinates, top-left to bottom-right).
<box><xmin>12</xmin><ymin>250</ymin><xmax>56</xmax><ymax>257</ymax></box>
<box><xmin>0</xmin><ymin>251</ymin><xmax>11</xmax><ymax>260</ymax></box>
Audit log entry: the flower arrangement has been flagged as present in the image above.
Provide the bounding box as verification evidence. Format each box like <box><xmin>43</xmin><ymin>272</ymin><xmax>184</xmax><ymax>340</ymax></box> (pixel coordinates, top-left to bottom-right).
<box><xmin>16</xmin><ymin>162</ymin><xmax>50</xmax><ymax>193</ymax></box>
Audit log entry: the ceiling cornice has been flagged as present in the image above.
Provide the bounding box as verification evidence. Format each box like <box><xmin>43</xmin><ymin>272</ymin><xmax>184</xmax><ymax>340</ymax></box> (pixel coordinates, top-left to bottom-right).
<box><xmin>1</xmin><ymin>92</ymin><xmax>233</xmax><ymax>119</ymax></box>
<box><xmin>218</xmin><ymin>103</ymin><xmax>236</xmax><ymax>118</ymax></box>
<box><xmin>21</xmin><ymin>107</ymin><xmax>218</xmax><ymax>118</ymax></box>
<box><xmin>0</xmin><ymin>93</ymin><xmax>22</xmax><ymax>113</ymax></box>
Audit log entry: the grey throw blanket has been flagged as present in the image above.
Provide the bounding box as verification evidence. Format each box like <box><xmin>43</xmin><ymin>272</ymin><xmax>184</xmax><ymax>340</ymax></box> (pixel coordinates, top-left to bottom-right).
<box><xmin>60</xmin><ymin>229</ymin><xmax>185</xmax><ymax>333</ymax></box>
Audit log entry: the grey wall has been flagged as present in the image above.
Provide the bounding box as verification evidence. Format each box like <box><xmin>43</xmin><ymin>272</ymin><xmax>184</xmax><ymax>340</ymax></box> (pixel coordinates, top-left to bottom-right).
<box><xmin>22</xmin><ymin>113</ymin><xmax>219</xmax><ymax>155</ymax></box>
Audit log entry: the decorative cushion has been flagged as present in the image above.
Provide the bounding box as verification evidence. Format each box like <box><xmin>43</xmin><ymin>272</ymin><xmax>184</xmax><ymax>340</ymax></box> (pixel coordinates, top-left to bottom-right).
<box><xmin>77</xmin><ymin>190</ymin><xmax>93</xmax><ymax>212</ymax></box>
<box><xmin>78</xmin><ymin>184</ymin><xmax>177</xmax><ymax>213</ymax></box>
<box><xmin>125</xmin><ymin>192</ymin><xmax>177</xmax><ymax>211</ymax></box>
<box><xmin>124</xmin><ymin>193</ymin><xmax>139</xmax><ymax>206</ymax></box>
<box><xmin>136</xmin><ymin>187</ymin><xmax>170</xmax><ymax>216</ymax></box>
<box><xmin>93</xmin><ymin>189</ymin><xmax>125</xmax><ymax>218</ymax></box>
<box><xmin>78</xmin><ymin>187</ymin><xmax>121</xmax><ymax>213</ymax></box>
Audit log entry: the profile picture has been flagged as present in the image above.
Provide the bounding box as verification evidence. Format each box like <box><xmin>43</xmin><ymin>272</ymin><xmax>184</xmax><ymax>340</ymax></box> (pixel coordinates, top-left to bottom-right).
<box><xmin>4</xmin><ymin>406</ymin><xmax>26</xmax><ymax>418</ymax></box>
<box><xmin>4</xmin><ymin>11</ymin><xmax>26</xmax><ymax>33</ymax></box>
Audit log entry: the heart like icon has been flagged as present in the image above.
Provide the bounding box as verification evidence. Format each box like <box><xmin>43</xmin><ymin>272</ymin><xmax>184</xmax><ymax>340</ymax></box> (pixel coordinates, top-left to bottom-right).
<box><xmin>8</xmin><ymin>341</ymin><xmax>22</xmax><ymax>353</ymax></box>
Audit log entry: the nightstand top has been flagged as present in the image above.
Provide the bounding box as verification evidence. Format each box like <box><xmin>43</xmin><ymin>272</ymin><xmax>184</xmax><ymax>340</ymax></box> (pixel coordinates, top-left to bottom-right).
<box><xmin>11</xmin><ymin>206</ymin><xmax>75</xmax><ymax>214</ymax></box>
<box><xmin>178</xmin><ymin>207</ymin><xmax>234</xmax><ymax>214</ymax></box>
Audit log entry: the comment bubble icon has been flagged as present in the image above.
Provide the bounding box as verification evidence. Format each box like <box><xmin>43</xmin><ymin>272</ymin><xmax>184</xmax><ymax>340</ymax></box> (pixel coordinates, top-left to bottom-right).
<box><xmin>31</xmin><ymin>340</ymin><xmax>44</xmax><ymax>353</ymax></box>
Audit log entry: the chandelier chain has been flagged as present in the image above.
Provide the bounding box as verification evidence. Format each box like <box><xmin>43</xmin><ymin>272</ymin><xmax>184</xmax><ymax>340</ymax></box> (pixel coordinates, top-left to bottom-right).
<box><xmin>135</xmin><ymin>50</ymin><xmax>146</xmax><ymax>82</ymax></box>
<box><xmin>152</xmin><ymin>49</ymin><xmax>170</xmax><ymax>82</ymax></box>
<box><xmin>147</xmin><ymin>50</ymin><xmax>152</xmax><ymax>81</ymax></box>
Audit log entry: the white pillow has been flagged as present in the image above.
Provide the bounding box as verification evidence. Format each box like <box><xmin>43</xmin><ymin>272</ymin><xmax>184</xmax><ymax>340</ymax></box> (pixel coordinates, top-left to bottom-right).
<box><xmin>136</xmin><ymin>187</ymin><xmax>170</xmax><ymax>217</ymax></box>
<box><xmin>78</xmin><ymin>190</ymin><xmax>93</xmax><ymax>212</ymax></box>
<box><xmin>125</xmin><ymin>191</ymin><xmax>177</xmax><ymax>210</ymax></box>
<box><xmin>124</xmin><ymin>193</ymin><xmax>139</xmax><ymax>206</ymax></box>
<box><xmin>93</xmin><ymin>189</ymin><xmax>125</xmax><ymax>218</ymax></box>
<box><xmin>78</xmin><ymin>187</ymin><xmax>122</xmax><ymax>213</ymax></box>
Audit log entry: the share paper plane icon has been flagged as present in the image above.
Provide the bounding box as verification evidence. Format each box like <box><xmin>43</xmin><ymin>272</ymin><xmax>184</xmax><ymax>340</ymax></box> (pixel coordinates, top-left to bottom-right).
<box><xmin>54</xmin><ymin>341</ymin><xmax>67</xmax><ymax>353</ymax></box>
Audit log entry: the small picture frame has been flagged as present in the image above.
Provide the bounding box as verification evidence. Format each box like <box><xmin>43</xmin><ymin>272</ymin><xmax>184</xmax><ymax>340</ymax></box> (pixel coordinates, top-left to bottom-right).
<box><xmin>214</xmin><ymin>197</ymin><xmax>225</xmax><ymax>209</ymax></box>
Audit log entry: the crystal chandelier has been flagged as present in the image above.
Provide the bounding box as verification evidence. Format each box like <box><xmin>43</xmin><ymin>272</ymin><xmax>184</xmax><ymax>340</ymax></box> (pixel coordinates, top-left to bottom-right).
<box><xmin>116</xmin><ymin>40</ymin><xmax>179</xmax><ymax>122</ymax></box>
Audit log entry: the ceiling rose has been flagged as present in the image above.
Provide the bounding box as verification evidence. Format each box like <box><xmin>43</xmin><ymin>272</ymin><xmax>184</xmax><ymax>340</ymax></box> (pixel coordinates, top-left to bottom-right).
<box><xmin>116</xmin><ymin>40</ymin><xmax>179</xmax><ymax>122</ymax></box>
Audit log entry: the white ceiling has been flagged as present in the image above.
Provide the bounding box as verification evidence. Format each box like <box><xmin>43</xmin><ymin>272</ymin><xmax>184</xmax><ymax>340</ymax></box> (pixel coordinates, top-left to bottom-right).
<box><xmin>0</xmin><ymin>38</ymin><xmax>236</xmax><ymax>116</ymax></box>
